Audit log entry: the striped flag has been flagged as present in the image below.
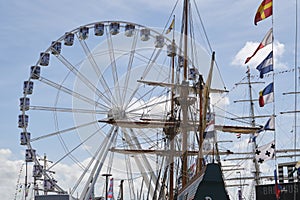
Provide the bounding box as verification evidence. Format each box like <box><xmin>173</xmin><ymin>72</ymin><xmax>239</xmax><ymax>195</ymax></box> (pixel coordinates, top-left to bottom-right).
<box><xmin>256</xmin><ymin>51</ymin><xmax>273</xmax><ymax>78</ymax></box>
<box><xmin>254</xmin><ymin>0</ymin><xmax>273</xmax><ymax>25</ymax></box>
<box><xmin>107</xmin><ymin>178</ymin><xmax>113</xmax><ymax>199</ymax></box>
<box><xmin>259</xmin><ymin>82</ymin><xmax>274</xmax><ymax>107</ymax></box>
<box><xmin>245</xmin><ymin>28</ymin><xmax>273</xmax><ymax>64</ymax></box>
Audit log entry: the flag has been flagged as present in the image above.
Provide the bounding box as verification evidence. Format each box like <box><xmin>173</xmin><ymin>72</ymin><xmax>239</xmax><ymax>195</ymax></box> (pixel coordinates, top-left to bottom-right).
<box><xmin>256</xmin><ymin>51</ymin><xmax>273</xmax><ymax>78</ymax></box>
<box><xmin>245</xmin><ymin>28</ymin><xmax>273</xmax><ymax>64</ymax></box>
<box><xmin>204</xmin><ymin>118</ymin><xmax>215</xmax><ymax>139</ymax></box>
<box><xmin>255</xmin><ymin>140</ymin><xmax>275</xmax><ymax>163</ymax></box>
<box><xmin>188</xmin><ymin>162</ymin><xmax>196</xmax><ymax>178</ymax></box>
<box><xmin>274</xmin><ymin>169</ymin><xmax>281</xmax><ymax>200</ymax></box>
<box><xmin>250</xmin><ymin>117</ymin><xmax>274</xmax><ymax>142</ymax></box>
<box><xmin>107</xmin><ymin>178</ymin><xmax>113</xmax><ymax>199</ymax></box>
<box><xmin>259</xmin><ymin>82</ymin><xmax>274</xmax><ymax>107</ymax></box>
<box><xmin>296</xmin><ymin>161</ymin><xmax>300</xmax><ymax>171</ymax></box>
<box><xmin>236</xmin><ymin>133</ymin><xmax>241</xmax><ymax>139</ymax></box>
<box><xmin>254</xmin><ymin>0</ymin><xmax>273</xmax><ymax>25</ymax></box>
<box><xmin>166</xmin><ymin>18</ymin><xmax>175</xmax><ymax>34</ymax></box>
<box><xmin>264</xmin><ymin>115</ymin><xmax>275</xmax><ymax>130</ymax></box>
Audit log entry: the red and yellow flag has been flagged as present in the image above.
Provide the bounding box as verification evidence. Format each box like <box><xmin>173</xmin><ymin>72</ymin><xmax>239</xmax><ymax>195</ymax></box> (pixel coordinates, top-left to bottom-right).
<box><xmin>254</xmin><ymin>0</ymin><xmax>272</xmax><ymax>25</ymax></box>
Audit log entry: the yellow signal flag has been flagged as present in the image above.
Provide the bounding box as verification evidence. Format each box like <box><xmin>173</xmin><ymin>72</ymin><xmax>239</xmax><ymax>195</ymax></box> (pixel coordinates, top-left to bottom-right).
<box><xmin>166</xmin><ymin>19</ymin><xmax>175</xmax><ymax>34</ymax></box>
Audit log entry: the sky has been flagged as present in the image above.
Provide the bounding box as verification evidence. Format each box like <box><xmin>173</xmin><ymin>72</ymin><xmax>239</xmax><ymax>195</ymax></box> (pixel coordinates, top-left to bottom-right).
<box><xmin>0</xmin><ymin>0</ymin><xmax>299</xmax><ymax>199</ymax></box>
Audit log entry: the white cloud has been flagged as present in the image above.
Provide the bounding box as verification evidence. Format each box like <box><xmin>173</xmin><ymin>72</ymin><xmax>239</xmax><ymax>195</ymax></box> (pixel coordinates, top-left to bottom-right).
<box><xmin>0</xmin><ymin>149</ymin><xmax>24</xmax><ymax>200</ymax></box>
<box><xmin>231</xmin><ymin>41</ymin><xmax>287</xmax><ymax>69</ymax></box>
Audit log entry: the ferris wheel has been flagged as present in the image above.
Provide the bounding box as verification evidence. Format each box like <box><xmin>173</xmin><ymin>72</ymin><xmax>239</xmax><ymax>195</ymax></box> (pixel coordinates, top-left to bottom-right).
<box><xmin>18</xmin><ymin>20</ymin><xmax>210</xmax><ymax>199</ymax></box>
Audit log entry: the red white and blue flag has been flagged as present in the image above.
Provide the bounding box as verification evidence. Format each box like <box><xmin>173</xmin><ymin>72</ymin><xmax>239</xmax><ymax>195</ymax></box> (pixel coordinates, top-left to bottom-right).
<box><xmin>256</xmin><ymin>51</ymin><xmax>273</xmax><ymax>79</ymax></box>
<box><xmin>107</xmin><ymin>178</ymin><xmax>113</xmax><ymax>199</ymax></box>
<box><xmin>259</xmin><ymin>82</ymin><xmax>274</xmax><ymax>107</ymax></box>
<box><xmin>274</xmin><ymin>169</ymin><xmax>281</xmax><ymax>200</ymax></box>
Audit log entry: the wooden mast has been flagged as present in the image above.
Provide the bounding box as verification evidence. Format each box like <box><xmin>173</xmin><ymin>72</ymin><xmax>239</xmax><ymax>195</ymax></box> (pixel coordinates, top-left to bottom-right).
<box><xmin>181</xmin><ymin>0</ymin><xmax>189</xmax><ymax>187</ymax></box>
<box><xmin>169</xmin><ymin>35</ymin><xmax>176</xmax><ymax>200</ymax></box>
<box><xmin>183</xmin><ymin>0</ymin><xmax>188</xmax><ymax>81</ymax></box>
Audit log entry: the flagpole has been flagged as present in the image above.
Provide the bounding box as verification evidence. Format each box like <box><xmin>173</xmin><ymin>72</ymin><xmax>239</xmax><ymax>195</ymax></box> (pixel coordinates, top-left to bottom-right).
<box><xmin>293</xmin><ymin>3</ymin><xmax>299</xmax><ymax>199</ymax></box>
<box><xmin>293</xmin><ymin>0</ymin><xmax>298</xmax><ymax>164</ymax></box>
<box><xmin>271</xmin><ymin>0</ymin><xmax>277</xmax><ymax>168</ymax></box>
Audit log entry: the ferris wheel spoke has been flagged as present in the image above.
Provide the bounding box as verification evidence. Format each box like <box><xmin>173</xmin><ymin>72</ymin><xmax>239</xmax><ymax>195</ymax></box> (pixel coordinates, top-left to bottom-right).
<box><xmin>126</xmin><ymin>82</ymin><xmax>169</xmax><ymax>112</ymax></box>
<box><xmin>55</xmin><ymin>54</ymin><xmax>112</xmax><ymax>107</ymax></box>
<box><xmin>30</xmin><ymin>120</ymin><xmax>98</xmax><ymax>142</ymax></box>
<box><xmin>76</xmin><ymin>34</ymin><xmax>118</xmax><ymax>106</ymax></box>
<box><xmin>124</xmin><ymin>48</ymin><xmax>163</xmax><ymax>109</ymax></box>
<box><xmin>29</xmin><ymin>106</ymin><xmax>106</xmax><ymax>115</ymax></box>
<box><xmin>127</xmin><ymin>93</ymin><xmax>170</xmax><ymax>115</ymax></box>
<box><xmin>105</xmin><ymin>27</ymin><xmax>122</xmax><ymax>106</ymax></box>
<box><xmin>121</xmin><ymin>30</ymin><xmax>139</xmax><ymax>107</ymax></box>
<box><xmin>47</xmin><ymin>124</ymin><xmax>107</xmax><ymax>171</ymax></box>
<box><xmin>39</xmin><ymin>77</ymin><xmax>107</xmax><ymax>110</ymax></box>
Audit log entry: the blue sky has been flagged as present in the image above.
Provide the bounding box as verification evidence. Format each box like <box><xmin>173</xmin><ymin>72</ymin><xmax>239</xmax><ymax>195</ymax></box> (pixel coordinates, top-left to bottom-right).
<box><xmin>0</xmin><ymin>0</ymin><xmax>298</xmax><ymax>199</ymax></box>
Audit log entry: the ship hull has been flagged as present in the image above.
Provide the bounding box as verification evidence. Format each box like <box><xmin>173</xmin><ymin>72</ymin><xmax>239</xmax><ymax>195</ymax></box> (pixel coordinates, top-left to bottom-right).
<box><xmin>177</xmin><ymin>163</ymin><xmax>230</xmax><ymax>200</ymax></box>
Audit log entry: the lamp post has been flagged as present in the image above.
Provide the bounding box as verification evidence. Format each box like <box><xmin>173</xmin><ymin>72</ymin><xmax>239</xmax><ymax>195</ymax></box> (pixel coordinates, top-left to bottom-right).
<box><xmin>102</xmin><ymin>174</ymin><xmax>112</xmax><ymax>200</ymax></box>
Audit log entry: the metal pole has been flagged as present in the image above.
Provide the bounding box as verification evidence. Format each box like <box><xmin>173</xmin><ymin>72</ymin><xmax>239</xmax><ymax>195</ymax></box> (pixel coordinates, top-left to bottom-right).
<box><xmin>120</xmin><ymin>180</ymin><xmax>124</xmax><ymax>200</ymax></box>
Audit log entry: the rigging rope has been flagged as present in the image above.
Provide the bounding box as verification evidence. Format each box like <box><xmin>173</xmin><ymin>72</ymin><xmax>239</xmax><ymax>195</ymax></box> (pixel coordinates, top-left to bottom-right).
<box><xmin>192</xmin><ymin>0</ymin><xmax>227</xmax><ymax>90</ymax></box>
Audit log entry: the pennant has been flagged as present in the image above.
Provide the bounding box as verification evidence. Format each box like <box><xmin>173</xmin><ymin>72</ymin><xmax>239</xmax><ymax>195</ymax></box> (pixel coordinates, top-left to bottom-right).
<box><xmin>264</xmin><ymin>115</ymin><xmax>275</xmax><ymax>130</ymax></box>
<box><xmin>166</xmin><ymin>18</ymin><xmax>175</xmax><ymax>34</ymax></box>
<box><xmin>255</xmin><ymin>140</ymin><xmax>275</xmax><ymax>163</ymax></box>
<box><xmin>254</xmin><ymin>0</ymin><xmax>273</xmax><ymax>25</ymax></box>
<box><xmin>256</xmin><ymin>51</ymin><xmax>273</xmax><ymax>78</ymax></box>
<box><xmin>107</xmin><ymin>178</ymin><xmax>113</xmax><ymax>199</ymax></box>
<box><xmin>259</xmin><ymin>82</ymin><xmax>274</xmax><ymax>107</ymax></box>
<box><xmin>274</xmin><ymin>169</ymin><xmax>281</xmax><ymax>200</ymax></box>
<box><xmin>245</xmin><ymin>28</ymin><xmax>273</xmax><ymax>64</ymax></box>
<box><xmin>236</xmin><ymin>133</ymin><xmax>241</xmax><ymax>139</ymax></box>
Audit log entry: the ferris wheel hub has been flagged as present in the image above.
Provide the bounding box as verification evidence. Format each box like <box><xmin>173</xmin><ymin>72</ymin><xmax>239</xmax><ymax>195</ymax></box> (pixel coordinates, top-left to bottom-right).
<box><xmin>107</xmin><ymin>107</ymin><xmax>126</xmax><ymax>121</ymax></box>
